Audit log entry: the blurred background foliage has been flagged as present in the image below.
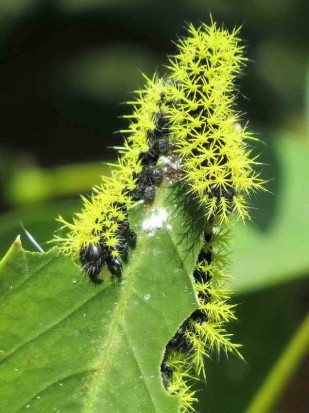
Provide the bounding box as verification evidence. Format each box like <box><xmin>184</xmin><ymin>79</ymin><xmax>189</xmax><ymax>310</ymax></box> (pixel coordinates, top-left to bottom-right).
<box><xmin>0</xmin><ymin>0</ymin><xmax>308</xmax><ymax>412</ymax></box>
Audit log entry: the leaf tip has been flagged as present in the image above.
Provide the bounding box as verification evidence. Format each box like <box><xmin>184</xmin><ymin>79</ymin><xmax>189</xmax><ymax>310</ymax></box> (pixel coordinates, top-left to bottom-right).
<box><xmin>13</xmin><ymin>235</ymin><xmax>22</xmax><ymax>249</ymax></box>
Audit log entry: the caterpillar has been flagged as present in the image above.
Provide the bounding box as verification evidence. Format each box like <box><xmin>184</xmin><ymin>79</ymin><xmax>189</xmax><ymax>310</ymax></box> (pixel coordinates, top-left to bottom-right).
<box><xmin>55</xmin><ymin>75</ymin><xmax>171</xmax><ymax>282</ymax></box>
<box><xmin>158</xmin><ymin>22</ymin><xmax>263</xmax><ymax>411</ymax></box>
<box><xmin>161</xmin><ymin>223</ymin><xmax>240</xmax><ymax>411</ymax></box>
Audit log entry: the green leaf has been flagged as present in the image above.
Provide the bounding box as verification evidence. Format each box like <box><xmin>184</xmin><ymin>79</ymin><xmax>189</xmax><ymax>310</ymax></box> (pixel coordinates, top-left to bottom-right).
<box><xmin>0</xmin><ymin>185</ymin><xmax>203</xmax><ymax>413</ymax></box>
<box><xmin>231</xmin><ymin>134</ymin><xmax>309</xmax><ymax>293</ymax></box>
<box><xmin>6</xmin><ymin>163</ymin><xmax>109</xmax><ymax>206</ymax></box>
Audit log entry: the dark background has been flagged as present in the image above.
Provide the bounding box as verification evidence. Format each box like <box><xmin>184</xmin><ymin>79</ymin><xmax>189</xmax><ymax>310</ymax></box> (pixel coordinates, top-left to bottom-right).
<box><xmin>0</xmin><ymin>0</ymin><xmax>307</xmax><ymax>170</ymax></box>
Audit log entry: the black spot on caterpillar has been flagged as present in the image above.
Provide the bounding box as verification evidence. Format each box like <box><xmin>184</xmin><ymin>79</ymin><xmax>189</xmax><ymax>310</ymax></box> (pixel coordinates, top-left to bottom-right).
<box><xmin>126</xmin><ymin>96</ymin><xmax>172</xmax><ymax>203</ymax></box>
<box><xmin>79</xmin><ymin>203</ymin><xmax>136</xmax><ymax>283</ymax></box>
<box><xmin>128</xmin><ymin>164</ymin><xmax>164</xmax><ymax>202</ymax></box>
<box><xmin>79</xmin><ymin>244</ymin><xmax>107</xmax><ymax>284</ymax></box>
<box><xmin>161</xmin><ymin>360</ymin><xmax>173</xmax><ymax>389</ymax></box>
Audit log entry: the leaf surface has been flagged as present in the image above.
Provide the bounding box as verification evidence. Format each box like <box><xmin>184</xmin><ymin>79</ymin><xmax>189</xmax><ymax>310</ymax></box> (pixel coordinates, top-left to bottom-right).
<box><xmin>0</xmin><ymin>185</ymin><xmax>203</xmax><ymax>413</ymax></box>
<box><xmin>231</xmin><ymin>134</ymin><xmax>309</xmax><ymax>292</ymax></box>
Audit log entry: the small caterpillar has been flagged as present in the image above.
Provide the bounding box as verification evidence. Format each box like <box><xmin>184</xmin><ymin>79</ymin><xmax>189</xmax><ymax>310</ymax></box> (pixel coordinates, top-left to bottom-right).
<box><xmin>158</xmin><ymin>22</ymin><xmax>262</xmax><ymax>411</ymax></box>
<box><xmin>55</xmin><ymin>76</ymin><xmax>171</xmax><ymax>282</ymax></box>
<box><xmin>161</xmin><ymin>224</ymin><xmax>240</xmax><ymax>411</ymax></box>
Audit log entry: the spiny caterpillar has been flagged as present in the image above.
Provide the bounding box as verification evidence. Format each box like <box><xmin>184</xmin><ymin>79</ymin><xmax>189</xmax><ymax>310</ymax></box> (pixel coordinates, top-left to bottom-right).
<box><xmin>55</xmin><ymin>19</ymin><xmax>263</xmax><ymax>413</ymax></box>
<box><xmin>165</xmin><ymin>22</ymin><xmax>263</xmax><ymax>223</ymax></box>
<box><xmin>55</xmin><ymin>75</ymin><xmax>171</xmax><ymax>282</ymax></box>
<box><xmin>159</xmin><ymin>22</ymin><xmax>264</xmax><ymax>412</ymax></box>
<box><xmin>161</xmin><ymin>224</ymin><xmax>240</xmax><ymax>411</ymax></box>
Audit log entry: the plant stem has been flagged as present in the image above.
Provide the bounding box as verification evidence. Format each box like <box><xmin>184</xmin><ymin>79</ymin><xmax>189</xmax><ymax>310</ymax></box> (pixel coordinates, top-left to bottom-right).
<box><xmin>246</xmin><ymin>311</ymin><xmax>309</xmax><ymax>413</ymax></box>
